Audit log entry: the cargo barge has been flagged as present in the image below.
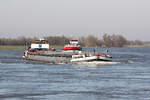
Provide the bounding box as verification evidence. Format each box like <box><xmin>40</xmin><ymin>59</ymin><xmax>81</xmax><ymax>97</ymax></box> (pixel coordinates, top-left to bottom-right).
<box><xmin>23</xmin><ymin>39</ymin><xmax>83</xmax><ymax>64</ymax></box>
<box><xmin>23</xmin><ymin>38</ymin><xmax>113</xmax><ymax>64</ymax></box>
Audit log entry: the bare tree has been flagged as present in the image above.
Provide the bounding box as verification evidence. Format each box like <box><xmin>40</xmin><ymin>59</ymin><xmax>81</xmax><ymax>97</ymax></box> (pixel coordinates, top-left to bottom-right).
<box><xmin>84</xmin><ymin>35</ymin><xmax>100</xmax><ymax>47</ymax></box>
<box><xmin>0</xmin><ymin>34</ymin><xmax>143</xmax><ymax>47</ymax></box>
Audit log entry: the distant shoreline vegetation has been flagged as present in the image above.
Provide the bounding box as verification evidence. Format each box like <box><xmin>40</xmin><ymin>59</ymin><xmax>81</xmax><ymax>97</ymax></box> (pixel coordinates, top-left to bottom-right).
<box><xmin>0</xmin><ymin>34</ymin><xmax>149</xmax><ymax>50</ymax></box>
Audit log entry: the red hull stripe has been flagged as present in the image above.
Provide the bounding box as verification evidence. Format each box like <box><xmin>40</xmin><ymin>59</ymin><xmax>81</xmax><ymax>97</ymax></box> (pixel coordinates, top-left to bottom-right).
<box><xmin>62</xmin><ymin>47</ymin><xmax>81</xmax><ymax>50</ymax></box>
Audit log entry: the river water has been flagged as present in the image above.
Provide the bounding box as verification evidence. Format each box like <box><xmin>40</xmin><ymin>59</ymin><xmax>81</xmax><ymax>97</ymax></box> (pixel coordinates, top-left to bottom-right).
<box><xmin>0</xmin><ymin>47</ymin><xmax>150</xmax><ymax>100</ymax></box>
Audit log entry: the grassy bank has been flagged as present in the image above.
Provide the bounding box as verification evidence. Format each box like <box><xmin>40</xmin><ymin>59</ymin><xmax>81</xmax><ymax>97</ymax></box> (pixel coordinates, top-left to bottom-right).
<box><xmin>1</xmin><ymin>44</ymin><xmax>150</xmax><ymax>50</ymax></box>
<box><xmin>0</xmin><ymin>45</ymin><xmax>63</xmax><ymax>50</ymax></box>
<box><xmin>125</xmin><ymin>44</ymin><xmax>150</xmax><ymax>48</ymax></box>
<box><xmin>0</xmin><ymin>45</ymin><xmax>26</xmax><ymax>50</ymax></box>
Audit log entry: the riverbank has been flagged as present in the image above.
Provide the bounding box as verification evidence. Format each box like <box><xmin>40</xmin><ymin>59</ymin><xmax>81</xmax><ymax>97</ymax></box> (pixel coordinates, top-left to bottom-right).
<box><xmin>125</xmin><ymin>44</ymin><xmax>150</xmax><ymax>48</ymax></box>
<box><xmin>0</xmin><ymin>45</ymin><xmax>26</xmax><ymax>50</ymax></box>
<box><xmin>1</xmin><ymin>44</ymin><xmax>150</xmax><ymax>50</ymax></box>
<box><xmin>0</xmin><ymin>45</ymin><xmax>63</xmax><ymax>50</ymax></box>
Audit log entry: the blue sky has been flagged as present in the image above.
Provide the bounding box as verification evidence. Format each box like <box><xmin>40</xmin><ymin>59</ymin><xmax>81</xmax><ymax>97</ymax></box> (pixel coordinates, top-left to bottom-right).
<box><xmin>0</xmin><ymin>0</ymin><xmax>150</xmax><ymax>41</ymax></box>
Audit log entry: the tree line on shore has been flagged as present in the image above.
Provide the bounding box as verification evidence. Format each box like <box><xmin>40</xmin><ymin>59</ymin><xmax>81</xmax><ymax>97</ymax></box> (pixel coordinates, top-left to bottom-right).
<box><xmin>0</xmin><ymin>34</ymin><xmax>144</xmax><ymax>47</ymax></box>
